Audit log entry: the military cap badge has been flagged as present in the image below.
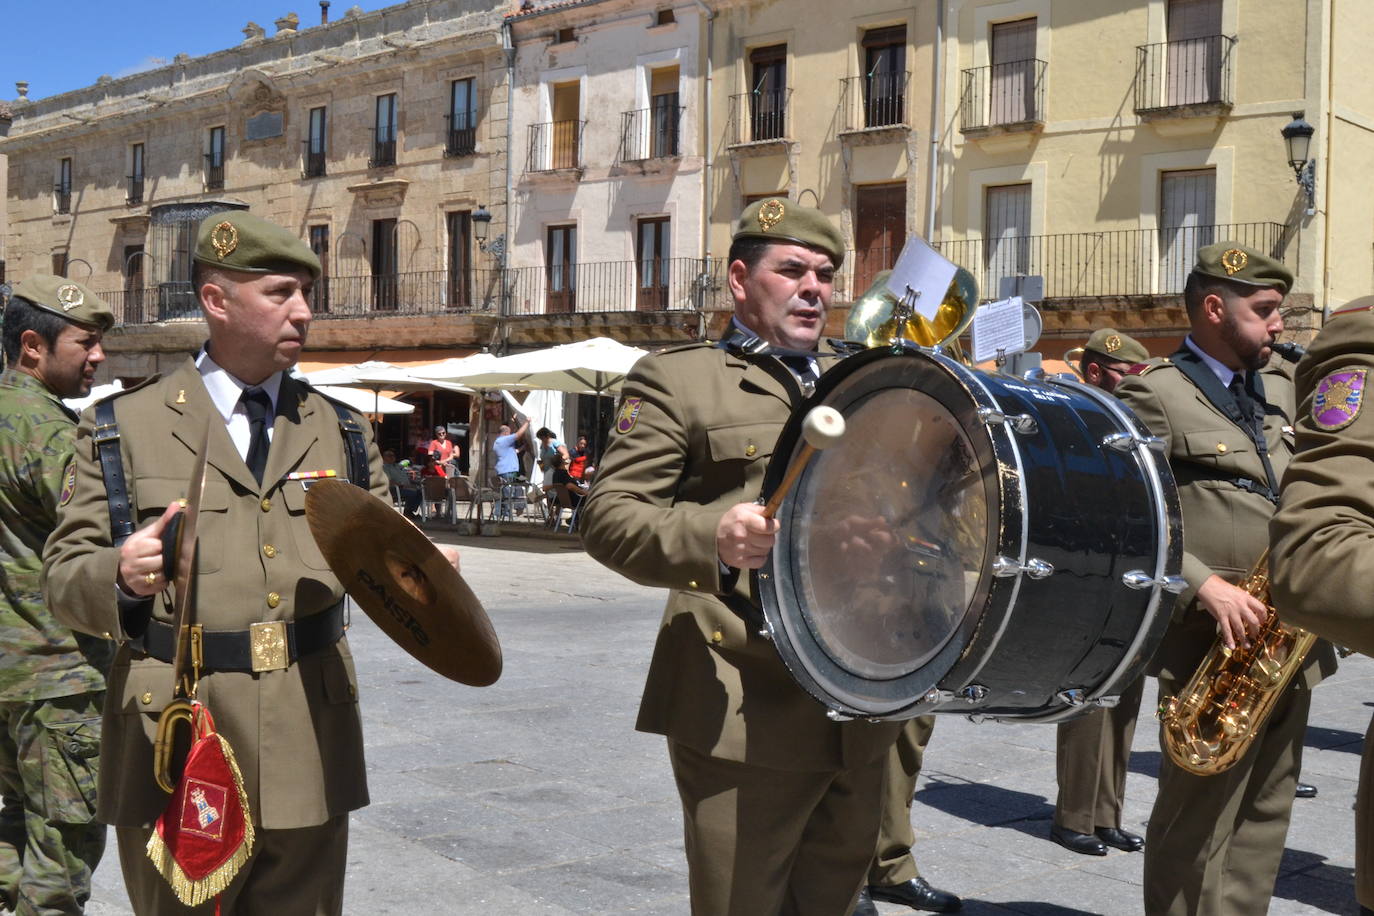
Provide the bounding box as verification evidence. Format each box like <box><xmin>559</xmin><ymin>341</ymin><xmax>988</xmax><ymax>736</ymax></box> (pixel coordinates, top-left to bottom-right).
<box><xmin>210</xmin><ymin>221</ymin><xmax>239</xmax><ymax>259</ymax></box>
<box><xmin>759</xmin><ymin>199</ymin><xmax>785</xmax><ymax>232</ymax></box>
<box><xmin>1312</xmin><ymin>367</ymin><xmax>1366</xmax><ymax>431</ymax></box>
<box><xmin>1105</xmin><ymin>334</ymin><xmax>1122</xmax><ymax>353</ymax></box>
<box><xmin>56</xmin><ymin>284</ymin><xmax>84</xmax><ymax>311</ymax></box>
<box><xmin>1220</xmin><ymin>248</ymin><xmax>1248</xmax><ymax>276</ymax></box>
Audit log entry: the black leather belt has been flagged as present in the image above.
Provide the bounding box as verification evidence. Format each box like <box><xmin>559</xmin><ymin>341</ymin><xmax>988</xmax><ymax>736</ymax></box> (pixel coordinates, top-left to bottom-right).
<box><xmin>130</xmin><ymin>603</ymin><xmax>346</xmax><ymax>673</ymax></box>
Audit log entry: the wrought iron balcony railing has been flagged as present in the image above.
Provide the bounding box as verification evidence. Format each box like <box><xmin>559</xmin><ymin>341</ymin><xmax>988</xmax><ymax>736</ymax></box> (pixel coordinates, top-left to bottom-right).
<box><xmin>303</xmin><ymin>144</ymin><xmax>327</xmax><ymax>178</ymax></box>
<box><xmin>928</xmin><ymin>222</ymin><xmax>1285</xmax><ymax>303</ymax></box>
<box><xmin>527</xmin><ymin>120</ymin><xmax>585</xmax><ymax>172</ymax></box>
<box><xmin>445</xmin><ymin>114</ymin><xmax>478</xmax><ymax>157</ymax></box>
<box><xmin>1135</xmin><ymin>35</ymin><xmax>1236</xmax><ymax>114</ymax></box>
<box><xmin>204</xmin><ymin>156</ymin><xmax>225</xmax><ymax>191</ymax></box>
<box><xmin>126</xmin><ymin>176</ymin><xmax>145</xmax><ymax>205</ymax></box>
<box><xmin>369</xmin><ymin>136</ymin><xmax>397</xmax><ymax>168</ymax></box>
<box><xmin>54</xmin><ymin>185</ymin><xmax>72</xmax><ymax>214</ymax></box>
<box><xmin>729</xmin><ymin>89</ymin><xmax>792</xmax><ymax>145</ymax></box>
<box><xmin>961</xmin><ymin>59</ymin><xmax>1047</xmax><ymax>131</ymax></box>
<box><xmin>99</xmin><ymin>259</ymin><xmax>733</xmax><ymax>326</ymax></box>
<box><xmin>620</xmin><ymin>104</ymin><xmax>683</xmax><ymax>161</ymax></box>
<box><xmin>841</xmin><ymin>71</ymin><xmax>910</xmax><ymax>131</ymax></box>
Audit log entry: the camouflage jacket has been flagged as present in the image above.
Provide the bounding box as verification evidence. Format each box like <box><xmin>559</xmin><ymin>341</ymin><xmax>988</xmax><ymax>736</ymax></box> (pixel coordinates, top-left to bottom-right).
<box><xmin>0</xmin><ymin>369</ymin><xmax>110</xmax><ymax>700</ymax></box>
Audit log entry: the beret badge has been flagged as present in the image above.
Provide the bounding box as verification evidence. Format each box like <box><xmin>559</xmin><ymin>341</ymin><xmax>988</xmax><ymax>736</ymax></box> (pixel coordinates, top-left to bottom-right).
<box><xmin>211</xmin><ymin>221</ymin><xmax>239</xmax><ymax>259</ymax></box>
<box><xmin>1220</xmin><ymin>248</ymin><xmax>1248</xmax><ymax>276</ymax></box>
<box><xmin>56</xmin><ymin>284</ymin><xmax>84</xmax><ymax>311</ymax></box>
<box><xmin>758</xmin><ymin>199</ymin><xmax>785</xmax><ymax>232</ymax></box>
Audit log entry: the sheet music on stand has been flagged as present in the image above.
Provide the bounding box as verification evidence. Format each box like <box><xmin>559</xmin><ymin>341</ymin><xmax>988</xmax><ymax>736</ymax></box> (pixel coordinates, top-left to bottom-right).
<box><xmin>885</xmin><ymin>236</ymin><xmax>959</xmax><ymax>321</ymax></box>
<box><xmin>971</xmin><ymin>297</ymin><xmax>1027</xmax><ymax>364</ymax></box>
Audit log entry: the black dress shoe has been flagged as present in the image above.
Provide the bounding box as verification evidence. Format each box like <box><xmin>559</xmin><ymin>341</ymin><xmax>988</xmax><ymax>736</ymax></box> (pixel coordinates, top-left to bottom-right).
<box><xmin>868</xmin><ymin>877</ymin><xmax>963</xmax><ymax>913</ymax></box>
<box><xmin>1296</xmin><ymin>781</ymin><xmax>1318</xmax><ymax>798</ymax></box>
<box><xmin>1050</xmin><ymin>824</ymin><xmax>1108</xmax><ymax>856</ymax></box>
<box><xmin>1095</xmin><ymin>826</ymin><xmax>1145</xmax><ymax>852</ymax></box>
<box><xmin>852</xmin><ymin>887</ymin><xmax>879</xmax><ymax>916</ymax></box>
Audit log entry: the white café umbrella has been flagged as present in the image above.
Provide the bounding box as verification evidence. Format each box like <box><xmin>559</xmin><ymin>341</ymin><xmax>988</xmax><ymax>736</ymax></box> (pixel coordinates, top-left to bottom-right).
<box><xmin>311</xmin><ymin>385</ymin><xmax>415</xmax><ymax>415</ymax></box>
<box><xmin>300</xmin><ymin>361</ymin><xmax>470</xmax><ymax>433</ymax></box>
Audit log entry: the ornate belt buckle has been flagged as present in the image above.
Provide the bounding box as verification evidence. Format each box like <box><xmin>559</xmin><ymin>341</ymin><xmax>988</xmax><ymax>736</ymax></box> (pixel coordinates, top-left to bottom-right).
<box><xmin>249</xmin><ymin>621</ymin><xmax>289</xmax><ymax>673</ymax></box>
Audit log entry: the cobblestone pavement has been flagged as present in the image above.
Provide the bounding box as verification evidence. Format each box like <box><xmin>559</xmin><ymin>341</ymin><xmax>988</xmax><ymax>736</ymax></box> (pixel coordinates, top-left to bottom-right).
<box><xmin>85</xmin><ymin>532</ymin><xmax>1369</xmax><ymax>915</ymax></box>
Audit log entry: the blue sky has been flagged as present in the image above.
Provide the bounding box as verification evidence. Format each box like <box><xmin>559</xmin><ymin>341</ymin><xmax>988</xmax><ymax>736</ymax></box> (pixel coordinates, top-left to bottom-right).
<box><xmin>3</xmin><ymin>1</ymin><xmax>393</xmax><ymax>103</ymax></box>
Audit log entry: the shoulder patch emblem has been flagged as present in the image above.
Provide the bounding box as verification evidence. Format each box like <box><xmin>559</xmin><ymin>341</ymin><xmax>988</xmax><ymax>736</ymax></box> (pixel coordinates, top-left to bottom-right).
<box><xmin>59</xmin><ymin>459</ymin><xmax>78</xmax><ymax>507</ymax></box>
<box><xmin>1312</xmin><ymin>368</ymin><xmax>1367</xmax><ymax>431</ymax></box>
<box><xmin>615</xmin><ymin>397</ymin><xmax>643</xmax><ymax>435</ymax></box>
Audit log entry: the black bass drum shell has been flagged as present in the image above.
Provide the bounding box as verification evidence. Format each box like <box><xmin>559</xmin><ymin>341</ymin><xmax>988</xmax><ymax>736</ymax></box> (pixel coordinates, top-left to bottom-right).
<box><xmin>754</xmin><ymin>345</ymin><xmax>1181</xmax><ymax>722</ymax></box>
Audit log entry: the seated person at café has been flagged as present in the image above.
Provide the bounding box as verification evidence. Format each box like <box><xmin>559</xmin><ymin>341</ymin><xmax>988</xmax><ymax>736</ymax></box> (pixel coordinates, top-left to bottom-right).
<box><xmin>536</xmin><ymin>427</ymin><xmax>570</xmax><ymax>487</ymax></box>
<box><xmin>428</xmin><ymin>424</ymin><xmax>459</xmax><ymax>474</ymax></box>
<box><xmin>568</xmin><ymin>435</ymin><xmax>591</xmax><ymax>480</ymax></box>
<box><xmin>382</xmin><ymin>449</ymin><xmax>422</xmax><ymax>516</ymax></box>
<box><xmin>420</xmin><ymin>453</ymin><xmax>446</xmax><ymax>478</ymax></box>
<box><xmin>543</xmin><ymin>455</ymin><xmax>589</xmax><ymax>519</ymax></box>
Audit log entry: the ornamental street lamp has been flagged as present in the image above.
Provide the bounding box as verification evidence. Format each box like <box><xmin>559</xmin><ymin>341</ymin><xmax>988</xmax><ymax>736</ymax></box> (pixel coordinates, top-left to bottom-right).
<box><xmin>1281</xmin><ymin>112</ymin><xmax>1316</xmax><ymax>214</ymax></box>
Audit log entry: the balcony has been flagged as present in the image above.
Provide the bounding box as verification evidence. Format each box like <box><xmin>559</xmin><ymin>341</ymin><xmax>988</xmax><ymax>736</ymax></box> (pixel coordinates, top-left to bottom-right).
<box><xmin>924</xmin><ymin>222</ymin><xmax>1285</xmax><ymax>303</ymax></box>
<box><xmin>841</xmin><ymin>71</ymin><xmax>909</xmax><ymax>132</ymax></box>
<box><xmin>54</xmin><ymin>185</ymin><xmax>71</xmax><ymax>214</ymax></box>
<box><xmin>620</xmin><ymin>104</ymin><xmax>683</xmax><ymax>161</ymax></box>
<box><xmin>204</xmin><ymin>157</ymin><xmax>225</xmax><ymax>191</ymax></box>
<box><xmin>961</xmin><ymin>59</ymin><xmax>1047</xmax><ymax>132</ymax></box>
<box><xmin>127</xmin><ymin>175</ymin><xmax>144</xmax><ymax>205</ymax></box>
<box><xmin>729</xmin><ymin>89</ymin><xmax>791</xmax><ymax>146</ymax></box>
<box><xmin>369</xmin><ymin>136</ymin><xmax>397</xmax><ymax>168</ymax></box>
<box><xmin>445</xmin><ymin>115</ymin><xmax>477</xmax><ymax>157</ymax></box>
<box><xmin>527</xmin><ymin>120</ymin><xmax>585</xmax><ymax>173</ymax></box>
<box><xmin>303</xmin><ymin>146</ymin><xmax>327</xmax><ymax>179</ymax></box>
<box><xmin>1135</xmin><ymin>35</ymin><xmax>1236</xmax><ymax>116</ymax></box>
<box><xmin>99</xmin><ymin>259</ymin><xmax>731</xmax><ymax>327</ymax></box>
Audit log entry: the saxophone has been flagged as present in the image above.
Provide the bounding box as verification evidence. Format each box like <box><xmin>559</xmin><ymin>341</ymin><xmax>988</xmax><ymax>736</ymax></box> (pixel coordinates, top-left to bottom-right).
<box><xmin>1158</xmin><ymin>551</ymin><xmax>1318</xmax><ymax>775</ymax></box>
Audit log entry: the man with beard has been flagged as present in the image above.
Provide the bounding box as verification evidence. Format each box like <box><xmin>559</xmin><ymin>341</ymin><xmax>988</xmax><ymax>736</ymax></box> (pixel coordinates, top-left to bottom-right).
<box><xmin>0</xmin><ymin>276</ymin><xmax>114</xmax><ymax>914</ymax></box>
<box><xmin>1114</xmin><ymin>243</ymin><xmax>1336</xmax><ymax>915</ymax></box>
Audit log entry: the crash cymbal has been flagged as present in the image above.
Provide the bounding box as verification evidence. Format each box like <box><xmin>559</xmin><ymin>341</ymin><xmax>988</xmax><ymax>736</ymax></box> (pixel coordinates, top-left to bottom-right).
<box><xmin>304</xmin><ymin>479</ymin><xmax>501</xmax><ymax>686</ymax></box>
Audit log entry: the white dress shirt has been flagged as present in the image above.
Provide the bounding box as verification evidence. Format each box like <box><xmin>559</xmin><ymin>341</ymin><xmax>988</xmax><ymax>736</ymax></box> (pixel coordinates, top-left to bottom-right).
<box><xmin>195</xmin><ymin>350</ymin><xmax>283</xmax><ymax>461</ymax></box>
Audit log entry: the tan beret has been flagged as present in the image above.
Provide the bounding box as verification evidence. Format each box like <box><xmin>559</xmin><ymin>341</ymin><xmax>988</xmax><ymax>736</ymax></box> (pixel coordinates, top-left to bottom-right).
<box><xmin>1083</xmin><ymin>328</ymin><xmax>1149</xmax><ymax>364</ymax></box>
<box><xmin>1192</xmin><ymin>241</ymin><xmax>1293</xmax><ymax>296</ymax></box>
<box><xmin>194</xmin><ymin>210</ymin><xmax>321</xmax><ymax>280</ymax></box>
<box><xmin>9</xmin><ymin>275</ymin><xmax>114</xmax><ymax>331</ymax></box>
<box><xmin>734</xmin><ymin>198</ymin><xmax>845</xmax><ymax>267</ymax></box>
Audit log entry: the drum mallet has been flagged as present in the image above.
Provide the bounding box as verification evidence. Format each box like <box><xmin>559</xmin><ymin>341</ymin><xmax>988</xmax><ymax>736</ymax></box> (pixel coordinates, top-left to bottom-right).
<box><xmin>762</xmin><ymin>406</ymin><xmax>846</xmax><ymax>518</ymax></box>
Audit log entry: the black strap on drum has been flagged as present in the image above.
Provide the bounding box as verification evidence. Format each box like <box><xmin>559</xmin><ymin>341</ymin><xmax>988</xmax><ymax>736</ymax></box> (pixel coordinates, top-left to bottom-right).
<box><xmin>1170</xmin><ymin>347</ymin><xmax>1281</xmax><ymax>504</ymax></box>
<box><xmin>92</xmin><ymin>399</ymin><xmax>136</xmax><ymax>546</ymax></box>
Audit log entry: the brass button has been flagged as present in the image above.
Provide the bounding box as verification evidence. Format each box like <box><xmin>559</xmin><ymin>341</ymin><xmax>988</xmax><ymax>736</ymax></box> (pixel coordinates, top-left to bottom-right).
<box><xmin>348</xmin><ymin>684</ymin><xmax>357</xmax><ymax>700</ymax></box>
<box><xmin>102</xmin><ymin>632</ymin><xmax>113</xmax><ymax>640</ymax></box>
<box><xmin>688</xmin><ymin>580</ymin><xmax>699</xmax><ymax>589</ymax></box>
<box><xmin>140</xmin><ymin>692</ymin><xmax>153</xmax><ymax>705</ymax></box>
<box><xmin>266</xmin><ymin>592</ymin><xmax>281</xmax><ymax>608</ymax></box>
<box><xmin>745</xmin><ymin>444</ymin><xmax>757</xmax><ymax>457</ymax></box>
<box><xmin>1216</xmin><ymin>443</ymin><xmax>1228</xmax><ymax>454</ymax></box>
<box><xmin>711</xmin><ymin>629</ymin><xmax>723</xmax><ymax>644</ymax></box>
<box><xmin>260</xmin><ymin>497</ymin><xmax>272</xmax><ymax>512</ymax></box>
<box><xmin>263</xmin><ymin>544</ymin><xmax>277</xmax><ymax>559</ymax></box>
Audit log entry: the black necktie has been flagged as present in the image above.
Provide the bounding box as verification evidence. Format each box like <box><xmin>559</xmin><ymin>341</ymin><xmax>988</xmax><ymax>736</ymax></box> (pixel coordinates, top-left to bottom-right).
<box><xmin>1228</xmin><ymin>374</ymin><xmax>1259</xmax><ymax>437</ymax></box>
<box><xmin>242</xmin><ymin>387</ymin><xmax>273</xmax><ymax>483</ymax></box>
<box><xmin>781</xmin><ymin>356</ymin><xmax>820</xmax><ymax>395</ymax></box>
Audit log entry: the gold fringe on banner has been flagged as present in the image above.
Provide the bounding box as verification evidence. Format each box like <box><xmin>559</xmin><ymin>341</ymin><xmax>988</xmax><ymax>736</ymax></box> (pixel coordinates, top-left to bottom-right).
<box><xmin>146</xmin><ymin>731</ymin><xmax>257</xmax><ymax>907</ymax></box>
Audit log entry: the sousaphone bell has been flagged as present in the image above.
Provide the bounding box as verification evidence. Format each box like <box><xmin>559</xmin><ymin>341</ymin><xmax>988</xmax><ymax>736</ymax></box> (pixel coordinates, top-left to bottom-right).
<box><xmin>844</xmin><ymin>266</ymin><xmax>980</xmax><ymax>354</ymax></box>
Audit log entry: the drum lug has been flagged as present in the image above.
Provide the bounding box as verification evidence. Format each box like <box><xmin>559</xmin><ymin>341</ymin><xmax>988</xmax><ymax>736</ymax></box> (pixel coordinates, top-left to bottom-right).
<box><xmin>1057</xmin><ymin>688</ymin><xmax>1087</xmax><ymax>707</ymax></box>
<box><xmin>1123</xmin><ymin>570</ymin><xmax>1188</xmax><ymax>593</ymax></box>
<box><xmin>1094</xmin><ymin>695</ymin><xmax>1121</xmax><ymax>708</ymax></box>
<box><xmin>825</xmin><ymin>709</ymin><xmax>856</xmax><ymax>721</ymax></box>
<box><xmin>978</xmin><ymin>407</ymin><xmax>1038</xmax><ymax>435</ymax></box>
<box><xmin>1102</xmin><ymin>431</ymin><xmax>1167</xmax><ymax>453</ymax></box>
<box><xmin>993</xmin><ymin>556</ymin><xmax>1055</xmax><ymax>579</ymax></box>
<box><xmin>919</xmin><ymin>685</ymin><xmax>988</xmax><ymax>707</ymax></box>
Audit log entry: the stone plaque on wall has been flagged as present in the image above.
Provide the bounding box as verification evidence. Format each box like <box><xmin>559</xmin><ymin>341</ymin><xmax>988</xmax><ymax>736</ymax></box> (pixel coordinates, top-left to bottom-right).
<box><xmin>246</xmin><ymin>111</ymin><xmax>284</xmax><ymax>140</ymax></box>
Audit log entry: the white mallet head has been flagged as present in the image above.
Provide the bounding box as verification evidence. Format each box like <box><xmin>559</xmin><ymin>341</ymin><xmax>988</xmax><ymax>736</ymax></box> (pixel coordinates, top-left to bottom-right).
<box><xmin>801</xmin><ymin>406</ymin><xmax>846</xmax><ymax>449</ymax></box>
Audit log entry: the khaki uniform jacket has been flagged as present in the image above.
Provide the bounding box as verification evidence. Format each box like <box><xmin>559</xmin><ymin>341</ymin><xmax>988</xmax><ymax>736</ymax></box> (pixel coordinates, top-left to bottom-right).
<box><xmin>1271</xmin><ymin>303</ymin><xmax>1374</xmax><ymax>909</ymax></box>
<box><xmin>580</xmin><ymin>342</ymin><xmax>901</xmax><ymax>772</ymax></box>
<box><xmin>1115</xmin><ymin>354</ymin><xmax>1334</xmax><ymax>683</ymax></box>
<box><xmin>41</xmin><ymin>359</ymin><xmax>386</xmax><ymax>829</ymax></box>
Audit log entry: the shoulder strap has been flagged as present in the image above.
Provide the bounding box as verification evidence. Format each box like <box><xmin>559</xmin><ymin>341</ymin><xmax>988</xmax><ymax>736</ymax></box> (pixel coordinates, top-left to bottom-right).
<box><xmin>328</xmin><ymin>400</ymin><xmax>371</xmax><ymax>489</ymax></box>
<box><xmin>92</xmin><ymin>399</ymin><xmax>136</xmax><ymax>546</ymax></box>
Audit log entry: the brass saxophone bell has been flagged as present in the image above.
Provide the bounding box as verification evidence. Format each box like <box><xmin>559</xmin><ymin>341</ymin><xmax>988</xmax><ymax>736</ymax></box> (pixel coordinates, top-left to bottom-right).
<box><xmin>844</xmin><ymin>266</ymin><xmax>980</xmax><ymax>351</ymax></box>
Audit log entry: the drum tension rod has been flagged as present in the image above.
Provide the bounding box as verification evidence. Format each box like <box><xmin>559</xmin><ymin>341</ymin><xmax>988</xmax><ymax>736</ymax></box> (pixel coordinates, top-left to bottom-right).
<box><xmin>977</xmin><ymin>407</ymin><xmax>1038</xmax><ymax>435</ymax></box>
<box><xmin>992</xmin><ymin>556</ymin><xmax>1055</xmax><ymax>579</ymax></box>
<box><xmin>1122</xmin><ymin>570</ymin><xmax>1189</xmax><ymax>593</ymax></box>
<box><xmin>1102</xmin><ymin>431</ymin><xmax>1167</xmax><ymax>453</ymax></box>
<box><xmin>1057</xmin><ymin>689</ymin><xmax>1123</xmax><ymax>709</ymax></box>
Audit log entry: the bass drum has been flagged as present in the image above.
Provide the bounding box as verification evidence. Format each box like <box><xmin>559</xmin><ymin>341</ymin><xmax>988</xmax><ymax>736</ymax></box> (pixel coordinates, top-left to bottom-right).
<box><xmin>756</xmin><ymin>346</ymin><xmax>1184</xmax><ymax>723</ymax></box>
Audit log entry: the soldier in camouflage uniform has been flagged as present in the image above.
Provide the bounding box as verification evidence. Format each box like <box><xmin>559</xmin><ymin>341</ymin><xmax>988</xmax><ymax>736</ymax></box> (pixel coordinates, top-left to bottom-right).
<box><xmin>0</xmin><ymin>275</ymin><xmax>114</xmax><ymax>915</ymax></box>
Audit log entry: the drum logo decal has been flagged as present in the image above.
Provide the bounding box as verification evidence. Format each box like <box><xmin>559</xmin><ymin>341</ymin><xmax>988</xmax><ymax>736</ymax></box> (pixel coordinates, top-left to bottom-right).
<box><xmin>1312</xmin><ymin>368</ymin><xmax>1366</xmax><ymax>431</ymax></box>
<box><xmin>616</xmin><ymin>397</ymin><xmax>643</xmax><ymax>434</ymax></box>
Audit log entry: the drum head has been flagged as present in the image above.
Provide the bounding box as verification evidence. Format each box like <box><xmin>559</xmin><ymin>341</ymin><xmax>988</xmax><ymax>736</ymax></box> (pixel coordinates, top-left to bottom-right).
<box><xmin>758</xmin><ymin>348</ymin><xmax>1006</xmax><ymax>718</ymax></box>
